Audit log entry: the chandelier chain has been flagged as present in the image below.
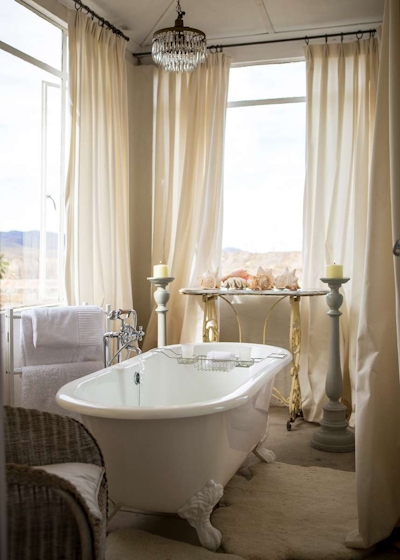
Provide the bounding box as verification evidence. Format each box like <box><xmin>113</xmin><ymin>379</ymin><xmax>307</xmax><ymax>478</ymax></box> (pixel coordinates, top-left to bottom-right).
<box><xmin>176</xmin><ymin>0</ymin><xmax>185</xmax><ymax>17</ymax></box>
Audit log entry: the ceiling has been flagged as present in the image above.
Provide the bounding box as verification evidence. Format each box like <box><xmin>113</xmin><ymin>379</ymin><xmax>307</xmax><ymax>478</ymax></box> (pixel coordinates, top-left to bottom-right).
<box><xmin>61</xmin><ymin>0</ymin><xmax>385</xmax><ymax>55</ymax></box>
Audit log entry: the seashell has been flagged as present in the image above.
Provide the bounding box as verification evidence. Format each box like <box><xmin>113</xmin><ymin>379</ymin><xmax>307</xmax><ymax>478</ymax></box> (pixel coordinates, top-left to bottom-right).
<box><xmin>285</xmin><ymin>269</ymin><xmax>300</xmax><ymax>291</ymax></box>
<box><xmin>257</xmin><ymin>267</ymin><xmax>275</xmax><ymax>290</ymax></box>
<box><xmin>247</xmin><ymin>267</ymin><xmax>274</xmax><ymax>291</ymax></box>
<box><xmin>274</xmin><ymin>268</ymin><xmax>289</xmax><ymax>290</ymax></box>
<box><xmin>200</xmin><ymin>268</ymin><xmax>220</xmax><ymax>290</ymax></box>
<box><xmin>221</xmin><ymin>269</ymin><xmax>251</xmax><ymax>282</ymax></box>
<box><xmin>222</xmin><ymin>276</ymin><xmax>248</xmax><ymax>290</ymax></box>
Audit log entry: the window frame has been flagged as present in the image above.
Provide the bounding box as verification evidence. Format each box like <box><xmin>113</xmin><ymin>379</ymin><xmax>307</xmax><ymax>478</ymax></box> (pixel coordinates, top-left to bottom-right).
<box><xmin>0</xmin><ymin>0</ymin><xmax>68</xmax><ymax>308</ymax></box>
<box><xmin>222</xmin><ymin>61</ymin><xmax>306</xmax><ymax>269</ymax></box>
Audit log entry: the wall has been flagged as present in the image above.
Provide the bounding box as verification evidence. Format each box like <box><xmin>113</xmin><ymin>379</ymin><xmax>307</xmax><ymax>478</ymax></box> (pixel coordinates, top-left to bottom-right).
<box><xmin>127</xmin><ymin>62</ymin><xmax>155</xmax><ymax>333</ymax></box>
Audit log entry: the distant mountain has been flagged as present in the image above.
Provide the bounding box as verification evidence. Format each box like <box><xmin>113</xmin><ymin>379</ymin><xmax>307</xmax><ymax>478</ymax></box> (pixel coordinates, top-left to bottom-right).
<box><xmin>222</xmin><ymin>247</ymin><xmax>243</xmax><ymax>253</ymax></box>
<box><xmin>0</xmin><ymin>231</ymin><xmax>59</xmax><ymax>251</ymax></box>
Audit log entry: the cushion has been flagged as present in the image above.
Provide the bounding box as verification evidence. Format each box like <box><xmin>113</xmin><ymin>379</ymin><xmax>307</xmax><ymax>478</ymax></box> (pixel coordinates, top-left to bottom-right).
<box><xmin>33</xmin><ymin>462</ymin><xmax>105</xmax><ymax>519</ymax></box>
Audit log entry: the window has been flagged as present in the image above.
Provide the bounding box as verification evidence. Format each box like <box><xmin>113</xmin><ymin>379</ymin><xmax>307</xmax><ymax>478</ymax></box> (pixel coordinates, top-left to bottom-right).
<box><xmin>0</xmin><ymin>0</ymin><xmax>67</xmax><ymax>309</ymax></box>
<box><xmin>222</xmin><ymin>62</ymin><xmax>306</xmax><ymax>280</ymax></box>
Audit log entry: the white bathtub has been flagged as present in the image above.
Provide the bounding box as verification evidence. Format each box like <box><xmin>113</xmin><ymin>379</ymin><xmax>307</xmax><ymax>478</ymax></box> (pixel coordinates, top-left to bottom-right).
<box><xmin>57</xmin><ymin>342</ymin><xmax>291</xmax><ymax>550</ymax></box>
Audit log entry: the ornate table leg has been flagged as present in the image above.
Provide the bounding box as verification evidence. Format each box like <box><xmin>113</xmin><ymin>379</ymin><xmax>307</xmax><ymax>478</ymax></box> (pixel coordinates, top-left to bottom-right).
<box><xmin>202</xmin><ymin>295</ymin><xmax>219</xmax><ymax>343</ymax></box>
<box><xmin>287</xmin><ymin>295</ymin><xmax>302</xmax><ymax>431</ymax></box>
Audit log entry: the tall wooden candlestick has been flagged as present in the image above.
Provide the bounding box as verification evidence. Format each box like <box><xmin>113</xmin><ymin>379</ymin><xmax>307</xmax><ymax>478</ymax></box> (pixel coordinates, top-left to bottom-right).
<box><xmin>311</xmin><ymin>277</ymin><xmax>355</xmax><ymax>453</ymax></box>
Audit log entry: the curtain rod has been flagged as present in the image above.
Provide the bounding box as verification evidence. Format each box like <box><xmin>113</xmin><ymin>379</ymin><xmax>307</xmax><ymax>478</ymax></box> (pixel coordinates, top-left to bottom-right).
<box><xmin>135</xmin><ymin>27</ymin><xmax>377</xmax><ymax>57</ymax></box>
<box><xmin>74</xmin><ymin>0</ymin><xmax>130</xmax><ymax>41</ymax></box>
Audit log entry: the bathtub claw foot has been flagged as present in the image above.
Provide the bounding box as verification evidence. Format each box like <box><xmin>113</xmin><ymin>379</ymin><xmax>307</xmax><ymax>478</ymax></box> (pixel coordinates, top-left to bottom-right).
<box><xmin>177</xmin><ymin>480</ymin><xmax>224</xmax><ymax>551</ymax></box>
<box><xmin>253</xmin><ymin>446</ymin><xmax>276</xmax><ymax>463</ymax></box>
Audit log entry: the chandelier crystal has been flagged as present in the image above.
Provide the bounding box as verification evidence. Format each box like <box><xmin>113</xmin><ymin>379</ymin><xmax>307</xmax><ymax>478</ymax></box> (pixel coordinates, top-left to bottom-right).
<box><xmin>152</xmin><ymin>0</ymin><xmax>208</xmax><ymax>72</ymax></box>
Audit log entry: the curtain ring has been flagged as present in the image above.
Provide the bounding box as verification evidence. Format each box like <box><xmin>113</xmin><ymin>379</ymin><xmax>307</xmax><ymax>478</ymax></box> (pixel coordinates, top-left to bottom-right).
<box><xmin>209</xmin><ymin>46</ymin><xmax>216</xmax><ymax>54</ymax></box>
<box><xmin>325</xmin><ymin>34</ymin><xmax>328</xmax><ymax>44</ymax></box>
<box><xmin>305</xmin><ymin>36</ymin><xmax>309</xmax><ymax>45</ymax></box>
<box><xmin>340</xmin><ymin>32</ymin><xmax>344</xmax><ymax>43</ymax></box>
<box><xmin>91</xmin><ymin>12</ymin><xmax>94</xmax><ymax>19</ymax></box>
<box><xmin>75</xmin><ymin>1</ymin><xmax>82</xmax><ymax>11</ymax></box>
<box><xmin>217</xmin><ymin>45</ymin><xmax>223</xmax><ymax>53</ymax></box>
<box><xmin>98</xmin><ymin>17</ymin><xmax>105</xmax><ymax>27</ymax></box>
<box><xmin>356</xmin><ymin>30</ymin><xmax>363</xmax><ymax>40</ymax></box>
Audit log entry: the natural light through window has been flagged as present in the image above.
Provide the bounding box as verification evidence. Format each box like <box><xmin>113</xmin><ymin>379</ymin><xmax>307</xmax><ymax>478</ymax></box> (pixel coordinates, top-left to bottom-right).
<box><xmin>222</xmin><ymin>62</ymin><xmax>306</xmax><ymax>280</ymax></box>
<box><xmin>0</xmin><ymin>0</ymin><xmax>67</xmax><ymax>309</ymax></box>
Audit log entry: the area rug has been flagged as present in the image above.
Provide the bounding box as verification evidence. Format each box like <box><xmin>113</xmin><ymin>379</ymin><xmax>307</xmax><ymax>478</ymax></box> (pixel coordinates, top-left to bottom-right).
<box><xmin>212</xmin><ymin>461</ymin><xmax>373</xmax><ymax>560</ymax></box>
<box><xmin>106</xmin><ymin>528</ymin><xmax>245</xmax><ymax>560</ymax></box>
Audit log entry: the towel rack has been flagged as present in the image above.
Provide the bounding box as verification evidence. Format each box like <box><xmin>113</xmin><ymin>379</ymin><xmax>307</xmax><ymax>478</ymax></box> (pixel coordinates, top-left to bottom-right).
<box><xmin>4</xmin><ymin>304</ymin><xmax>113</xmax><ymax>407</ymax></box>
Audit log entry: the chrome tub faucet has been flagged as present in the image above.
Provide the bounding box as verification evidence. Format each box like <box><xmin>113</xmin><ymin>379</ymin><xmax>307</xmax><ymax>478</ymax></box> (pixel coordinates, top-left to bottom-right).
<box><xmin>104</xmin><ymin>309</ymin><xmax>145</xmax><ymax>367</ymax></box>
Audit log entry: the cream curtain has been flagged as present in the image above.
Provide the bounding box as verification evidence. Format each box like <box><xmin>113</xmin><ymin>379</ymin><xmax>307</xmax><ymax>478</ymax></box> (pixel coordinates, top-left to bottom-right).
<box><xmin>144</xmin><ymin>54</ymin><xmax>231</xmax><ymax>349</ymax></box>
<box><xmin>300</xmin><ymin>38</ymin><xmax>379</xmax><ymax>423</ymax></box>
<box><xmin>346</xmin><ymin>0</ymin><xmax>400</xmax><ymax>549</ymax></box>
<box><xmin>65</xmin><ymin>10</ymin><xmax>132</xmax><ymax>309</ymax></box>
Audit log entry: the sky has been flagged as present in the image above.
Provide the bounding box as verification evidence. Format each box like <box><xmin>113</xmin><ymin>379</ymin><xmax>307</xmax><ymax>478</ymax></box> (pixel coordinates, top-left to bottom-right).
<box><xmin>223</xmin><ymin>62</ymin><xmax>306</xmax><ymax>253</ymax></box>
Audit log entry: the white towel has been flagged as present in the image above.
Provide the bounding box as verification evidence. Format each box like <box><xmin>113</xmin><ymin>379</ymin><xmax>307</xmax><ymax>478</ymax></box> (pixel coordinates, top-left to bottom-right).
<box><xmin>22</xmin><ymin>361</ymin><xmax>104</xmax><ymax>419</ymax></box>
<box><xmin>21</xmin><ymin>312</ymin><xmax>103</xmax><ymax>366</ymax></box>
<box><xmin>206</xmin><ymin>351</ymin><xmax>235</xmax><ymax>361</ymax></box>
<box><xmin>31</xmin><ymin>306</ymin><xmax>104</xmax><ymax>348</ymax></box>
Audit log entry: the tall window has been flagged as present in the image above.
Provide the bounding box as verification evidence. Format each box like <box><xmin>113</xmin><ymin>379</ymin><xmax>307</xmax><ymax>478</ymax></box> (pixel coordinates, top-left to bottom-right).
<box><xmin>222</xmin><ymin>62</ymin><xmax>306</xmax><ymax>280</ymax></box>
<box><xmin>0</xmin><ymin>0</ymin><xmax>67</xmax><ymax>309</ymax></box>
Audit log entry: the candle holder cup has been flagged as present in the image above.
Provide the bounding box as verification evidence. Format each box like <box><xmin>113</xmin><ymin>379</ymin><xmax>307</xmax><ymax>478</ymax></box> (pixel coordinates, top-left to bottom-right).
<box><xmin>311</xmin><ymin>277</ymin><xmax>355</xmax><ymax>453</ymax></box>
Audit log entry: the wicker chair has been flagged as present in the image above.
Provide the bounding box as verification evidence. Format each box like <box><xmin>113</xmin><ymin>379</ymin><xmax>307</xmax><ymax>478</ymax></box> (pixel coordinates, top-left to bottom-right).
<box><xmin>5</xmin><ymin>406</ymin><xmax>107</xmax><ymax>560</ymax></box>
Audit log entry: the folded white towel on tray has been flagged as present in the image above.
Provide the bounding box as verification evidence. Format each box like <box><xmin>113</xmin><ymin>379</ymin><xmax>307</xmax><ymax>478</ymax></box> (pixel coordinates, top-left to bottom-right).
<box><xmin>31</xmin><ymin>306</ymin><xmax>104</xmax><ymax>348</ymax></box>
<box><xmin>22</xmin><ymin>361</ymin><xmax>104</xmax><ymax>419</ymax></box>
<box><xmin>206</xmin><ymin>351</ymin><xmax>235</xmax><ymax>361</ymax></box>
<box><xmin>21</xmin><ymin>311</ymin><xmax>104</xmax><ymax>366</ymax></box>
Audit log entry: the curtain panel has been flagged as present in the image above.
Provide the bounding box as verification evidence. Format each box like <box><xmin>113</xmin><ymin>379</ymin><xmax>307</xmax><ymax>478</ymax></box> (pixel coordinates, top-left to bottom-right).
<box><xmin>65</xmin><ymin>10</ymin><xmax>132</xmax><ymax>309</ymax></box>
<box><xmin>144</xmin><ymin>53</ymin><xmax>231</xmax><ymax>349</ymax></box>
<box><xmin>300</xmin><ymin>38</ymin><xmax>379</xmax><ymax>424</ymax></box>
<box><xmin>346</xmin><ymin>0</ymin><xmax>400</xmax><ymax>548</ymax></box>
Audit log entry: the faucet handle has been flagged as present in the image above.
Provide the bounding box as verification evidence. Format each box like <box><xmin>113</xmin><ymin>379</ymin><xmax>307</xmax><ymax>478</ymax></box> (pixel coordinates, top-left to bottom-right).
<box><xmin>137</xmin><ymin>326</ymin><xmax>145</xmax><ymax>342</ymax></box>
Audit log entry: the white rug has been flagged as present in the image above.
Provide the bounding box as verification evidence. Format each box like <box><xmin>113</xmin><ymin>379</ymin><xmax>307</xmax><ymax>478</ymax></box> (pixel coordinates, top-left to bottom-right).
<box><xmin>212</xmin><ymin>462</ymin><xmax>373</xmax><ymax>560</ymax></box>
<box><xmin>106</xmin><ymin>528</ymin><xmax>245</xmax><ymax>560</ymax></box>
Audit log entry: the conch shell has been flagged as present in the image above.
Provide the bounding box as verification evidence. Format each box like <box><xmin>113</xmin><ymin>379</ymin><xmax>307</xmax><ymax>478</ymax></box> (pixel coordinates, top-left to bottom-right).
<box><xmin>247</xmin><ymin>267</ymin><xmax>274</xmax><ymax>291</ymax></box>
<box><xmin>200</xmin><ymin>268</ymin><xmax>221</xmax><ymax>290</ymax></box>
<box><xmin>285</xmin><ymin>269</ymin><xmax>300</xmax><ymax>290</ymax></box>
<box><xmin>222</xmin><ymin>276</ymin><xmax>248</xmax><ymax>290</ymax></box>
<box><xmin>274</xmin><ymin>268</ymin><xmax>288</xmax><ymax>290</ymax></box>
<box><xmin>275</xmin><ymin>268</ymin><xmax>300</xmax><ymax>290</ymax></box>
<box><xmin>221</xmin><ymin>269</ymin><xmax>251</xmax><ymax>282</ymax></box>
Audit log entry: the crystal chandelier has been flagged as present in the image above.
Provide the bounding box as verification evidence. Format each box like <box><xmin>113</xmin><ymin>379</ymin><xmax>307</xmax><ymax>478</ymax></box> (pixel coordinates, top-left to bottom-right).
<box><xmin>152</xmin><ymin>0</ymin><xmax>207</xmax><ymax>72</ymax></box>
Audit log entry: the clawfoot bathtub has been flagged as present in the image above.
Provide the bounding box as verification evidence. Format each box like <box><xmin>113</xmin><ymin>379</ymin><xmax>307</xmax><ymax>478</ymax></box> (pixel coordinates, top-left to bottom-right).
<box><xmin>57</xmin><ymin>343</ymin><xmax>291</xmax><ymax>550</ymax></box>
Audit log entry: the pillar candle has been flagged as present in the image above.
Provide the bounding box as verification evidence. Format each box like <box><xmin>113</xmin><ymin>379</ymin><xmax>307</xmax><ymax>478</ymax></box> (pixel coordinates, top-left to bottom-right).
<box><xmin>153</xmin><ymin>263</ymin><xmax>169</xmax><ymax>278</ymax></box>
<box><xmin>325</xmin><ymin>263</ymin><xmax>343</xmax><ymax>278</ymax></box>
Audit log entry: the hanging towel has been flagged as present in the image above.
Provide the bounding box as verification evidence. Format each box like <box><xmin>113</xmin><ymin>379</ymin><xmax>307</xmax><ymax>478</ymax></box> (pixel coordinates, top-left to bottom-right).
<box><xmin>22</xmin><ymin>361</ymin><xmax>104</xmax><ymax>419</ymax></box>
<box><xmin>21</xmin><ymin>311</ymin><xmax>104</xmax><ymax>366</ymax></box>
<box><xmin>31</xmin><ymin>306</ymin><xmax>104</xmax><ymax>348</ymax></box>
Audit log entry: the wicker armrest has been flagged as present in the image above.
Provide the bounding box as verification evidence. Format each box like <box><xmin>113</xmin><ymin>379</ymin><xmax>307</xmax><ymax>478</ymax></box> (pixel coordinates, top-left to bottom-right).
<box><xmin>7</xmin><ymin>463</ymin><xmax>107</xmax><ymax>560</ymax></box>
<box><xmin>4</xmin><ymin>406</ymin><xmax>104</xmax><ymax>468</ymax></box>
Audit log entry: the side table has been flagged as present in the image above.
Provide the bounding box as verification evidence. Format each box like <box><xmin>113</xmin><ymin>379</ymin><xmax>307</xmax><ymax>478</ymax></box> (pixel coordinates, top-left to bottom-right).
<box><xmin>179</xmin><ymin>288</ymin><xmax>327</xmax><ymax>430</ymax></box>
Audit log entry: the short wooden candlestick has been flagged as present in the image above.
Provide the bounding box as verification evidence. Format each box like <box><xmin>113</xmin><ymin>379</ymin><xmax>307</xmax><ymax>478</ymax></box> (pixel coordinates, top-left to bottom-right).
<box><xmin>148</xmin><ymin>277</ymin><xmax>174</xmax><ymax>347</ymax></box>
<box><xmin>311</xmin><ymin>278</ymin><xmax>355</xmax><ymax>453</ymax></box>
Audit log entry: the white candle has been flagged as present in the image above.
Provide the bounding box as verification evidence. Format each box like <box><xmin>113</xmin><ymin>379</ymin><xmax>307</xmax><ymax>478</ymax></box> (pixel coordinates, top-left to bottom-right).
<box><xmin>153</xmin><ymin>263</ymin><xmax>169</xmax><ymax>278</ymax></box>
<box><xmin>325</xmin><ymin>263</ymin><xmax>343</xmax><ymax>278</ymax></box>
